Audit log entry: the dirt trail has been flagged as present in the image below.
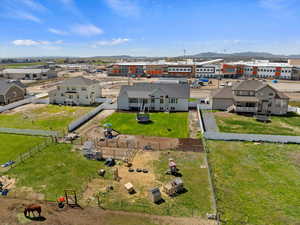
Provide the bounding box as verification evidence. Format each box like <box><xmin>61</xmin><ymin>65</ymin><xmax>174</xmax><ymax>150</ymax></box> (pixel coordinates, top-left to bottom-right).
<box><xmin>0</xmin><ymin>198</ymin><xmax>215</xmax><ymax>225</ymax></box>
<box><xmin>189</xmin><ymin>110</ymin><xmax>200</xmax><ymax>139</ymax></box>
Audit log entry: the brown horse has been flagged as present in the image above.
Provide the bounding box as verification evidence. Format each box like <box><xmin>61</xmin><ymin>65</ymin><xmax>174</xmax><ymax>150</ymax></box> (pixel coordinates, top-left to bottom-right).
<box><xmin>24</xmin><ymin>204</ymin><xmax>42</xmax><ymax>217</ymax></box>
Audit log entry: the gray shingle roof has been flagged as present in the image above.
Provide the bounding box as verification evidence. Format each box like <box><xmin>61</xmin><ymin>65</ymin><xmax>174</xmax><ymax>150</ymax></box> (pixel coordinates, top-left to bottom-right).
<box><xmin>119</xmin><ymin>83</ymin><xmax>190</xmax><ymax>98</ymax></box>
<box><xmin>232</xmin><ymin>80</ymin><xmax>265</xmax><ymax>91</ymax></box>
<box><xmin>211</xmin><ymin>87</ymin><xmax>233</xmax><ymax>99</ymax></box>
<box><xmin>60</xmin><ymin>76</ymin><xmax>97</xmax><ymax>86</ymax></box>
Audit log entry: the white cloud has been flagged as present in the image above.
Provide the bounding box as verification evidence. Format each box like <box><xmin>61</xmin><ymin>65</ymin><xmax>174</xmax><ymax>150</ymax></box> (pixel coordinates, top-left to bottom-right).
<box><xmin>93</xmin><ymin>38</ymin><xmax>130</xmax><ymax>47</ymax></box>
<box><xmin>71</xmin><ymin>24</ymin><xmax>103</xmax><ymax>36</ymax></box>
<box><xmin>259</xmin><ymin>0</ymin><xmax>295</xmax><ymax>10</ymax></box>
<box><xmin>20</xmin><ymin>0</ymin><xmax>47</xmax><ymax>11</ymax></box>
<box><xmin>11</xmin><ymin>11</ymin><xmax>42</xmax><ymax>23</ymax></box>
<box><xmin>105</xmin><ymin>0</ymin><xmax>140</xmax><ymax>17</ymax></box>
<box><xmin>48</xmin><ymin>28</ymin><xmax>68</xmax><ymax>35</ymax></box>
<box><xmin>12</xmin><ymin>39</ymin><xmax>63</xmax><ymax>46</ymax></box>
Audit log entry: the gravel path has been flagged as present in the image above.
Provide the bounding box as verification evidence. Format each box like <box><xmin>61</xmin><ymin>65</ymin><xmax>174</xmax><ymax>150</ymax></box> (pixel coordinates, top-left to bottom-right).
<box><xmin>201</xmin><ymin>111</ymin><xmax>219</xmax><ymax>132</ymax></box>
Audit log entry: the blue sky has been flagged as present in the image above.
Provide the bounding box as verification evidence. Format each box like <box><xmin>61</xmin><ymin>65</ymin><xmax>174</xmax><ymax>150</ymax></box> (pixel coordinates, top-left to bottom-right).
<box><xmin>0</xmin><ymin>0</ymin><xmax>300</xmax><ymax>57</ymax></box>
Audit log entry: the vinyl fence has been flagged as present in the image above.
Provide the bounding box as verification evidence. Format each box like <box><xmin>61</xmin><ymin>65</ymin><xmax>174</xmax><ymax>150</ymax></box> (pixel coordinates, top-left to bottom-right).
<box><xmin>288</xmin><ymin>106</ymin><xmax>300</xmax><ymax>115</ymax></box>
<box><xmin>0</xmin><ymin>97</ymin><xmax>33</xmax><ymax>113</ymax></box>
<box><xmin>68</xmin><ymin>103</ymin><xmax>107</xmax><ymax>132</ymax></box>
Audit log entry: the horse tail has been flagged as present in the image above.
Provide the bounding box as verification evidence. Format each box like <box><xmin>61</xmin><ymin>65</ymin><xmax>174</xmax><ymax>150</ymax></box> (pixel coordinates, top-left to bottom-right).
<box><xmin>24</xmin><ymin>208</ymin><xmax>27</xmax><ymax>217</ymax></box>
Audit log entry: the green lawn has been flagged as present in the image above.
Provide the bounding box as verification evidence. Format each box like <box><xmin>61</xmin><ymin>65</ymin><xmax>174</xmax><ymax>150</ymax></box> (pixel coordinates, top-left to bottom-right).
<box><xmin>0</xmin><ymin>62</ymin><xmax>46</xmax><ymax>69</ymax></box>
<box><xmin>0</xmin><ymin>105</ymin><xmax>93</xmax><ymax>132</ymax></box>
<box><xmin>6</xmin><ymin>143</ymin><xmax>111</xmax><ymax>200</ymax></box>
<box><xmin>188</xmin><ymin>98</ymin><xmax>198</xmax><ymax>102</ymax></box>
<box><xmin>0</xmin><ymin>134</ymin><xmax>45</xmax><ymax>164</ymax></box>
<box><xmin>101</xmin><ymin>112</ymin><xmax>189</xmax><ymax>138</ymax></box>
<box><xmin>289</xmin><ymin>101</ymin><xmax>300</xmax><ymax>108</ymax></box>
<box><xmin>100</xmin><ymin>151</ymin><xmax>211</xmax><ymax>217</ymax></box>
<box><xmin>214</xmin><ymin>111</ymin><xmax>300</xmax><ymax>136</ymax></box>
<box><xmin>207</xmin><ymin>141</ymin><xmax>300</xmax><ymax>225</ymax></box>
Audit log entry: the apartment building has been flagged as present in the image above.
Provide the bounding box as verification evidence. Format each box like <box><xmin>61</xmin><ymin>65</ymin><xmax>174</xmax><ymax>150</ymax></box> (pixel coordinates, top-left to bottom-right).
<box><xmin>222</xmin><ymin>60</ymin><xmax>294</xmax><ymax>80</ymax></box>
<box><xmin>211</xmin><ymin>80</ymin><xmax>289</xmax><ymax>115</ymax></box>
<box><xmin>117</xmin><ymin>82</ymin><xmax>190</xmax><ymax>112</ymax></box>
<box><xmin>49</xmin><ymin>76</ymin><xmax>101</xmax><ymax>106</ymax></box>
<box><xmin>107</xmin><ymin>59</ymin><xmax>223</xmax><ymax>78</ymax></box>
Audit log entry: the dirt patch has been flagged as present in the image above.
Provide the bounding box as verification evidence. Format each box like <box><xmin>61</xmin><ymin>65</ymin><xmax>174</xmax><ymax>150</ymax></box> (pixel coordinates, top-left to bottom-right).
<box><xmin>189</xmin><ymin>110</ymin><xmax>200</xmax><ymax>138</ymax></box>
<box><xmin>4</xmin><ymin>104</ymin><xmax>45</xmax><ymax>115</ymax></box>
<box><xmin>214</xmin><ymin>111</ymin><xmax>234</xmax><ymax>118</ymax></box>
<box><xmin>77</xmin><ymin>109</ymin><xmax>115</xmax><ymax>137</ymax></box>
<box><xmin>0</xmin><ymin>175</ymin><xmax>16</xmax><ymax>189</ymax></box>
<box><xmin>290</xmin><ymin>152</ymin><xmax>300</xmax><ymax>166</ymax></box>
<box><xmin>82</xmin><ymin>151</ymin><xmax>160</xmax><ymax>203</ymax></box>
<box><xmin>0</xmin><ymin>197</ymin><xmax>214</xmax><ymax>225</ymax></box>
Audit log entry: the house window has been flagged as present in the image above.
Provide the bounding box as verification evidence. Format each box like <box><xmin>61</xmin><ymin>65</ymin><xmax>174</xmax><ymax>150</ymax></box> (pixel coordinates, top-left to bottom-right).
<box><xmin>160</xmin><ymin>96</ymin><xmax>164</xmax><ymax>104</ymax></box>
<box><xmin>72</xmin><ymin>87</ymin><xmax>76</xmax><ymax>91</ymax></box>
<box><xmin>82</xmin><ymin>87</ymin><xmax>87</xmax><ymax>91</ymax></box>
<box><xmin>151</xmin><ymin>97</ymin><xmax>155</xmax><ymax>103</ymax></box>
<box><xmin>129</xmin><ymin>98</ymin><xmax>138</xmax><ymax>103</ymax></box>
<box><xmin>61</xmin><ymin>93</ymin><xmax>64</xmax><ymax>97</ymax></box>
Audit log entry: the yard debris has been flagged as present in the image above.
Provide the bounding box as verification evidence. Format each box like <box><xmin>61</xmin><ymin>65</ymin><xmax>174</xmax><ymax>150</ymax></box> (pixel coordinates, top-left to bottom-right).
<box><xmin>163</xmin><ymin>178</ymin><xmax>184</xmax><ymax>197</ymax></box>
<box><xmin>1</xmin><ymin>160</ymin><xmax>15</xmax><ymax>168</ymax></box>
<box><xmin>166</xmin><ymin>158</ymin><xmax>181</xmax><ymax>176</ymax></box>
<box><xmin>124</xmin><ymin>182</ymin><xmax>135</xmax><ymax>194</ymax></box>
<box><xmin>105</xmin><ymin>158</ymin><xmax>115</xmax><ymax>167</ymax></box>
<box><xmin>98</xmin><ymin>169</ymin><xmax>105</xmax><ymax>177</ymax></box>
<box><xmin>148</xmin><ymin>187</ymin><xmax>162</xmax><ymax>203</ymax></box>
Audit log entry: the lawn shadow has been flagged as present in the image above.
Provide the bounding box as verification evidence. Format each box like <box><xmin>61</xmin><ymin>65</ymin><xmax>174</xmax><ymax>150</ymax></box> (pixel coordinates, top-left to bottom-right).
<box><xmin>25</xmin><ymin>216</ymin><xmax>46</xmax><ymax>222</ymax></box>
<box><xmin>155</xmin><ymin>198</ymin><xmax>166</xmax><ymax>205</ymax></box>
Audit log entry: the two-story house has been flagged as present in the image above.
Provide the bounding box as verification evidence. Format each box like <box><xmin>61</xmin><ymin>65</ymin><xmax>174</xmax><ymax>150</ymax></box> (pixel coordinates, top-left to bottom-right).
<box><xmin>211</xmin><ymin>80</ymin><xmax>289</xmax><ymax>115</ymax></box>
<box><xmin>0</xmin><ymin>79</ymin><xmax>26</xmax><ymax>105</ymax></box>
<box><xmin>49</xmin><ymin>76</ymin><xmax>101</xmax><ymax>106</ymax></box>
<box><xmin>117</xmin><ymin>83</ymin><xmax>190</xmax><ymax>112</ymax></box>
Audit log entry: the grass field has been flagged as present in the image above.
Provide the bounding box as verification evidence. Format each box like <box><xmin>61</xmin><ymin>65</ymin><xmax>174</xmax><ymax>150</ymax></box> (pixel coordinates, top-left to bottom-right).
<box><xmin>100</xmin><ymin>151</ymin><xmax>211</xmax><ymax>217</ymax></box>
<box><xmin>101</xmin><ymin>112</ymin><xmax>189</xmax><ymax>138</ymax></box>
<box><xmin>0</xmin><ymin>62</ymin><xmax>46</xmax><ymax>69</ymax></box>
<box><xmin>214</xmin><ymin>111</ymin><xmax>300</xmax><ymax>136</ymax></box>
<box><xmin>6</xmin><ymin>143</ymin><xmax>111</xmax><ymax>200</ymax></box>
<box><xmin>0</xmin><ymin>134</ymin><xmax>45</xmax><ymax>164</ymax></box>
<box><xmin>289</xmin><ymin>101</ymin><xmax>300</xmax><ymax>107</ymax></box>
<box><xmin>0</xmin><ymin>105</ymin><xmax>93</xmax><ymax>132</ymax></box>
<box><xmin>207</xmin><ymin>140</ymin><xmax>300</xmax><ymax>225</ymax></box>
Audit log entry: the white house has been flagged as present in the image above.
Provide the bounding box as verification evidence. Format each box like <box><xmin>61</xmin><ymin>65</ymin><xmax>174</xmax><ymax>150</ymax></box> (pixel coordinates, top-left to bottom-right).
<box><xmin>49</xmin><ymin>76</ymin><xmax>101</xmax><ymax>106</ymax></box>
<box><xmin>117</xmin><ymin>83</ymin><xmax>190</xmax><ymax>112</ymax></box>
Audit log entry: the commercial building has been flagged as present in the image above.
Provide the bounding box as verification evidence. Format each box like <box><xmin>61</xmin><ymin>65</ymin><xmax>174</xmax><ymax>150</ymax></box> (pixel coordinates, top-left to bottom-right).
<box><xmin>117</xmin><ymin>82</ymin><xmax>190</xmax><ymax>112</ymax></box>
<box><xmin>108</xmin><ymin>59</ymin><xmax>223</xmax><ymax>78</ymax></box>
<box><xmin>49</xmin><ymin>76</ymin><xmax>101</xmax><ymax>106</ymax></box>
<box><xmin>0</xmin><ymin>68</ymin><xmax>57</xmax><ymax>80</ymax></box>
<box><xmin>211</xmin><ymin>80</ymin><xmax>289</xmax><ymax>115</ymax></box>
<box><xmin>0</xmin><ymin>79</ymin><xmax>26</xmax><ymax>105</ymax></box>
<box><xmin>221</xmin><ymin>60</ymin><xmax>294</xmax><ymax>80</ymax></box>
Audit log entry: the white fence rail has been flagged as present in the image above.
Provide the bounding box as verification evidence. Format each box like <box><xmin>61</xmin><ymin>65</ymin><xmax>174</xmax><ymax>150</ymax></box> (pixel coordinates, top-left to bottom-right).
<box><xmin>68</xmin><ymin>103</ymin><xmax>108</xmax><ymax>132</ymax></box>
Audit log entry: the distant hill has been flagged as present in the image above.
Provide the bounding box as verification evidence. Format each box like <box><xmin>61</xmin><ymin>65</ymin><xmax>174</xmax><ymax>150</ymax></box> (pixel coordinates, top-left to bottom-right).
<box><xmin>188</xmin><ymin>51</ymin><xmax>293</xmax><ymax>59</ymax></box>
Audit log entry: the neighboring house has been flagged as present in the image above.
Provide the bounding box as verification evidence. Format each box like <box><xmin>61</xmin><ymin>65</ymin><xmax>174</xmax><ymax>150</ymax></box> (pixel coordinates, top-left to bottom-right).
<box><xmin>211</xmin><ymin>80</ymin><xmax>289</xmax><ymax>115</ymax></box>
<box><xmin>49</xmin><ymin>76</ymin><xmax>101</xmax><ymax>106</ymax></box>
<box><xmin>117</xmin><ymin>83</ymin><xmax>190</xmax><ymax>112</ymax></box>
<box><xmin>0</xmin><ymin>68</ymin><xmax>57</xmax><ymax>80</ymax></box>
<box><xmin>0</xmin><ymin>79</ymin><xmax>26</xmax><ymax>105</ymax></box>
